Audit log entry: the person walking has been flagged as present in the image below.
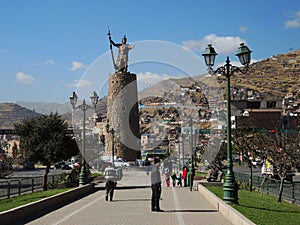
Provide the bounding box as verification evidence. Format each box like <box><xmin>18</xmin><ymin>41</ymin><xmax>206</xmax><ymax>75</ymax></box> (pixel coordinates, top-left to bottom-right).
<box><xmin>171</xmin><ymin>172</ymin><xmax>177</xmax><ymax>187</ymax></box>
<box><xmin>151</xmin><ymin>158</ymin><xmax>163</xmax><ymax>212</ymax></box>
<box><xmin>164</xmin><ymin>168</ymin><xmax>170</xmax><ymax>188</ymax></box>
<box><xmin>182</xmin><ymin>166</ymin><xmax>188</xmax><ymax>187</ymax></box>
<box><xmin>176</xmin><ymin>173</ymin><xmax>182</xmax><ymax>187</ymax></box>
<box><xmin>104</xmin><ymin>167</ymin><xmax>117</xmax><ymax>202</ymax></box>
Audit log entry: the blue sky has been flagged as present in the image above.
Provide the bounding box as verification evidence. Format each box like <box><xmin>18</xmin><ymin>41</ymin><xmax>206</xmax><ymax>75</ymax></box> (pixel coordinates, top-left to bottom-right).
<box><xmin>1</xmin><ymin>0</ymin><xmax>300</xmax><ymax>103</ymax></box>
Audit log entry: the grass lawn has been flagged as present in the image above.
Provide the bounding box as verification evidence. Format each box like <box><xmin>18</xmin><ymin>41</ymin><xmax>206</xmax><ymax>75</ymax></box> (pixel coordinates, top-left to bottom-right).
<box><xmin>205</xmin><ymin>185</ymin><xmax>300</xmax><ymax>225</ymax></box>
<box><xmin>0</xmin><ymin>188</ymin><xmax>73</xmax><ymax>212</ymax></box>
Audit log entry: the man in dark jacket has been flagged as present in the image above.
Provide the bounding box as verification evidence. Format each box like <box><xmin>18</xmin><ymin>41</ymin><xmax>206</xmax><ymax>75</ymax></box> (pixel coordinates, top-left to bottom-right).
<box><xmin>151</xmin><ymin>158</ymin><xmax>163</xmax><ymax>212</ymax></box>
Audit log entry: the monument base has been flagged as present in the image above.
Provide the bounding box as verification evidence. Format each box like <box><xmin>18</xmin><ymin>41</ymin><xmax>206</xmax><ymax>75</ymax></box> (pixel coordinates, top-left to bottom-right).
<box><xmin>106</xmin><ymin>72</ymin><xmax>141</xmax><ymax>161</ymax></box>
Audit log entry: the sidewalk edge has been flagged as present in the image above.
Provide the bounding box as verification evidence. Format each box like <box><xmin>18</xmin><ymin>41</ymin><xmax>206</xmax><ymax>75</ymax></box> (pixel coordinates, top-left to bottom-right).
<box><xmin>0</xmin><ymin>183</ymin><xmax>95</xmax><ymax>225</ymax></box>
<box><xmin>197</xmin><ymin>183</ymin><xmax>256</xmax><ymax>225</ymax></box>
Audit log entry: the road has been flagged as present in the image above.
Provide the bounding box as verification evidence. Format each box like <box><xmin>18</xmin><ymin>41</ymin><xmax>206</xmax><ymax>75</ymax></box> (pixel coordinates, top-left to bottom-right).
<box><xmin>11</xmin><ymin>168</ymin><xmax>65</xmax><ymax>177</ymax></box>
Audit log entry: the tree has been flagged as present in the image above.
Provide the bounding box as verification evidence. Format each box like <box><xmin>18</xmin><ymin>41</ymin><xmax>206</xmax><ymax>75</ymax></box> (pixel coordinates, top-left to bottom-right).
<box><xmin>14</xmin><ymin>112</ymin><xmax>79</xmax><ymax>190</ymax></box>
<box><xmin>232</xmin><ymin>129</ymin><xmax>261</xmax><ymax>191</ymax></box>
<box><xmin>258</xmin><ymin>129</ymin><xmax>300</xmax><ymax>202</ymax></box>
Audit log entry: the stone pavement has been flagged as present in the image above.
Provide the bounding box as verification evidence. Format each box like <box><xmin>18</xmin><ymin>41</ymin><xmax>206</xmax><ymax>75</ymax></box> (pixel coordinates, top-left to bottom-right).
<box><xmin>24</xmin><ymin>169</ymin><xmax>232</xmax><ymax>225</ymax></box>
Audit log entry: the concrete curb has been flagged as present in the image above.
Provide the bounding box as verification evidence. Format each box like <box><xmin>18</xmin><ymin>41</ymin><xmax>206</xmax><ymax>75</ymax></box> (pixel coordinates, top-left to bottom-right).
<box><xmin>0</xmin><ymin>183</ymin><xmax>95</xmax><ymax>225</ymax></box>
<box><xmin>197</xmin><ymin>183</ymin><xmax>256</xmax><ymax>225</ymax></box>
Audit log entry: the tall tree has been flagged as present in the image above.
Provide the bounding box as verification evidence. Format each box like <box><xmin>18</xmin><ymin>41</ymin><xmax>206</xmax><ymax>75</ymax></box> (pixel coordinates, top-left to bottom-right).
<box><xmin>14</xmin><ymin>112</ymin><xmax>79</xmax><ymax>190</ymax></box>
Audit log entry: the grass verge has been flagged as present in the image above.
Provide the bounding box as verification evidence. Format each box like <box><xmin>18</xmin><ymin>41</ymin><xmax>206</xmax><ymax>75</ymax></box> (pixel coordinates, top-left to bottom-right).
<box><xmin>205</xmin><ymin>185</ymin><xmax>300</xmax><ymax>225</ymax></box>
<box><xmin>0</xmin><ymin>188</ymin><xmax>73</xmax><ymax>213</ymax></box>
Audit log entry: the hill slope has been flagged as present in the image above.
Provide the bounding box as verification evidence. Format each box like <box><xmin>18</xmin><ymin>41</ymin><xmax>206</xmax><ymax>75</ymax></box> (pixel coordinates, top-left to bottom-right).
<box><xmin>0</xmin><ymin>103</ymin><xmax>41</xmax><ymax>129</ymax></box>
<box><xmin>139</xmin><ymin>49</ymin><xmax>300</xmax><ymax>101</ymax></box>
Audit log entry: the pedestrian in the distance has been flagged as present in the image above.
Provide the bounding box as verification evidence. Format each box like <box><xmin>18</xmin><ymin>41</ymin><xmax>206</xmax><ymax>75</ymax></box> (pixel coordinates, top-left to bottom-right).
<box><xmin>145</xmin><ymin>158</ymin><xmax>150</xmax><ymax>175</ymax></box>
<box><xmin>164</xmin><ymin>168</ymin><xmax>170</xmax><ymax>188</ymax></box>
<box><xmin>182</xmin><ymin>166</ymin><xmax>188</xmax><ymax>187</ymax></box>
<box><xmin>104</xmin><ymin>167</ymin><xmax>117</xmax><ymax>202</ymax></box>
<box><xmin>151</xmin><ymin>158</ymin><xmax>163</xmax><ymax>212</ymax></box>
<box><xmin>177</xmin><ymin>173</ymin><xmax>182</xmax><ymax>187</ymax></box>
<box><xmin>171</xmin><ymin>172</ymin><xmax>177</xmax><ymax>187</ymax></box>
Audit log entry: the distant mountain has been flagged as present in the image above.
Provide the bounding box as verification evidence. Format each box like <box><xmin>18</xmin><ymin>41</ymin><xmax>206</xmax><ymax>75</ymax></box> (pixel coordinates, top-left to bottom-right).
<box><xmin>16</xmin><ymin>101</ymin><xmax>71</xmax><ymax>115</ymax></box>
<box><xmin>0</xmin><ymin>103</ymin><xmax>41</xmax><ymax>129</ymax></box>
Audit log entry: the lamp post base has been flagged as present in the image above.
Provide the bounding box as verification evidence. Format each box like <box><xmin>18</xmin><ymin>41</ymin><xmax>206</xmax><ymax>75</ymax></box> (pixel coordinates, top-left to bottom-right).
<box><xmin>79</xmin><ymin>160</ymin><xmax>86</xmax><ymax>186</ymax></box>
<box><xmin>188</xmin><ymin>162</ymin><xmax>194</xmax><ymax>191</ymax></box>
<box><xmin>223</xmin><ymin>173</ymin><xmax>238</xmax><ymax>204</ymax></box>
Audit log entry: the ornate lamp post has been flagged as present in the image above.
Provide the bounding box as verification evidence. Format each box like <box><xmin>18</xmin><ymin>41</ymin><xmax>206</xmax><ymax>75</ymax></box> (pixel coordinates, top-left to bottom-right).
<box><xmin>175</xmin><ymin>129</ymin><xmax>181</xmax><ymax>171</ymax></box>
<box><xmin>181</xmin><ymin>133</ymin><xmax>185</xmax><ymax>167</ymax></box>
<box><xmin>69</xmin><ymin>91</ymin><xmax>99</xmax><ymax>186</ymax></box>
<box><xmin>187</xmin><ymin>118</ymin><xmax>195</xmax><ymax>191</ymax></box>
<box><xmin>202</xmin><ymin>43</ymin><xmax>252</xmax><ymax>203</ymax></box>
<box><xmin>106</xmin><ymin>123</ymin><xmax>115</xmax><ymax>168</ymax></box>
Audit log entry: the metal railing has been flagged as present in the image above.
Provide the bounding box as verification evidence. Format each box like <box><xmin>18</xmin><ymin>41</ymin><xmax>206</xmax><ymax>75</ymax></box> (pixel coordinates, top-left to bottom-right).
<box><xmin>0</xmin><ymin>174</ymin><xmax>61</xmax><ymax>199</ymax></box>
<box><xmin>235</xmin><ymin>172</ymin><xmax>300</xmax><ymax>205</ymax></box>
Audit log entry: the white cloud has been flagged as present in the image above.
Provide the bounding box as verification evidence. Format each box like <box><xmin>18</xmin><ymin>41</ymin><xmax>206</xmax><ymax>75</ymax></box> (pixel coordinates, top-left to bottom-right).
<box><xmin>1</xmin><ymin>50</ymin><xmax>8</xmax><ymax>54</ymax></box>
<box><xmin>137</xmin><ymin>71</ymin><xmax>173</xmax><ymax>90</ymax></box>
<box><xmin>16</xmin><ymin>72</ymin><xmax>34</xmax><ymax>85</ymax></box>
<box><xmin>137</xmin><ymin>71</ymin><xmax>172</xmax><ymax>83</ymax></box>
<box><xmin>182</xmin><ymin>33</ymin><xmax>247</xmax><ymax>55</ymax></box>
<box><xmin>43</xmin><ymin>59</ymin><xmax>55</xmax><ymax>65</ymax></box>
<box><xmin>285</xmin><ymin>11</ymin><xmax>300</xmax><ymax>28</ymax></box>
<box><xmin>70</xmin><ymin>61</ymin><xmax>87</xmax><ymax>71</ymax></box>
<box><xmin>66</xmin><ymin>79</ymin><xmax>92</xmax><ymax>88</ymax></box>
<box><xmin>240</xmin><ymin>26</ymin><xmax>248</xmax><ymax>33</ymax></box>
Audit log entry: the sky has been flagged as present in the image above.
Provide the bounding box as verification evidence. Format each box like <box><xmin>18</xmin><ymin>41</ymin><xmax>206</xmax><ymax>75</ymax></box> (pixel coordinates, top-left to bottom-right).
<box><xmin>1</xmin><ymin>0</ymin><xmax>300</xmax><ymax>103</ymax></box>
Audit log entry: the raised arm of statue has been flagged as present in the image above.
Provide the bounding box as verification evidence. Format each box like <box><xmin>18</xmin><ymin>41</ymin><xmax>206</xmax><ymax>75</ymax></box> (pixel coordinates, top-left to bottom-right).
<box><xmin>110</xmin><ymin>38</ymin><xmax>121</xmax><ymax>47</ymax></box>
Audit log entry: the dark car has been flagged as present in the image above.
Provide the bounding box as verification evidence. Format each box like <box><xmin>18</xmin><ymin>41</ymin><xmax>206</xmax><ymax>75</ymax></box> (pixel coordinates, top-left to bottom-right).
<box><xmin>23</xmin><ymin>162</ymin><xmax>35</xmax><ymax>170</ymax></box>
<box><xmin>54</xmin><ymin>161</ymin><xmax>71</xmax><ymax>170</ymax></box>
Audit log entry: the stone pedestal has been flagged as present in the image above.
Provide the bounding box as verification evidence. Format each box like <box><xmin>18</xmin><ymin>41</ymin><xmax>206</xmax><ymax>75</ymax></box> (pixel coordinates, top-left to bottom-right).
<box><xmin>106</xmin><ymin>72</ymin><xmax>141</xmax><ymax>161</ymax></box>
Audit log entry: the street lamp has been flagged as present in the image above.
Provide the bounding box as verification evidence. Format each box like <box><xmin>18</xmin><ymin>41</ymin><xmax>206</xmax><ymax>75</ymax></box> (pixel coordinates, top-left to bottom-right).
<box><xmin>188</xmin><ymin>118</ymin><xmax>194</xmax><ymax>191</ymax></box>
<box><xmin>202</xmin><ymin>43</ymin><xmax>252</xmax><ymax>203</ymax></box>
<box><xmin>181</xmin><ymin>133</ymin><xmax>185</xmax><ymax>168</ymax></box>
<box><xmin>175</xmin><ymin>129</ymin><xmax>181</xmax><ymax>171</ymax></box>
<box><xmin>69</xmin><ymin>91</ymin><xmax>99</xmax><ymax>186</ymax></box>
<box><xmin>106</xmin><ymin>122</ymin><xmax>115</xmax><ymax>168</ymax></box>
<box><xmin>187</xmin><ymin>118</ymin><xmax>196</xmax><ymax>191</ymax></box>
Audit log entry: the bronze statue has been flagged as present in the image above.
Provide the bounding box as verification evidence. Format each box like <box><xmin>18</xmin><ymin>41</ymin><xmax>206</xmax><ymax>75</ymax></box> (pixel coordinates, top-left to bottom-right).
<box><xmin>108</xmin><ymin>28</ymin><xmax>134</xmax><ymax>73</ymax></box>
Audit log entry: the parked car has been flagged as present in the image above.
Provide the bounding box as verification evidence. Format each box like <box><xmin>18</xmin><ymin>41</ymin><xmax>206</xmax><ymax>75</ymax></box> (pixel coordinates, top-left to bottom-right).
<box><xmin>113</xmin><ymin>158</ymin><xmax>130</xmax><ymax>168</ymax></box>
<box><xmin>23</xmin><ymin>161</ymin><xmax>35</xmax><ymax>170</ymax></box>
<box><xmin>54</xmin><ymin>161</ymin><xmax>71</xmax><ymax>170</ymax></box>
<box><xmin>252</xmin><ymin>157</ymin><xmax>262</xmax><ymax>166</ymax></box>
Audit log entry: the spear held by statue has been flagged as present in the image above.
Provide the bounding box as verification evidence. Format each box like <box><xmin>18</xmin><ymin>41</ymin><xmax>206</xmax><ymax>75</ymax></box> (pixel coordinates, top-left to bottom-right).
<box><xmin>107</xmin><ymin>27</ymin><xmax>117</xmax><ymax>70</ymax></box>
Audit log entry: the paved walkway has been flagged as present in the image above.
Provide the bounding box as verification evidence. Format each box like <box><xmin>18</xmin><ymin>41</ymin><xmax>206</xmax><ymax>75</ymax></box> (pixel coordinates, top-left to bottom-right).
<box><xmin>24</xmin><ymin>169</ymin><xmax>232</xmax><ymax>225</ymax></box>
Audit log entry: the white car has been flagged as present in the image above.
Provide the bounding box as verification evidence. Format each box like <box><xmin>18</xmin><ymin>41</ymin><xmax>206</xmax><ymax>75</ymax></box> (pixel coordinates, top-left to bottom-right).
<box><xmin>113</xmin><ymin>159</ymin><xmax>130</xmax><ymax>167</ymax></box>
